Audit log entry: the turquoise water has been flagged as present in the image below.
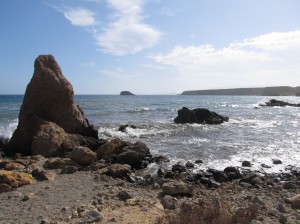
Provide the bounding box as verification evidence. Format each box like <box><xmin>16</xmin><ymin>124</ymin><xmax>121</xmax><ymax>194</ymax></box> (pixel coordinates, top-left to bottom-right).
<box><xmin>1</xmin><ymin>95</ymin><xmax>299</xmax><ymax>173</ymax></box>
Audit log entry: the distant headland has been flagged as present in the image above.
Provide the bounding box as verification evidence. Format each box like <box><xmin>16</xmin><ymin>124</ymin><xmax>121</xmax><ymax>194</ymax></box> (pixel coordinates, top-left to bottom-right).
<box><xmin>181</xmin><ymin>86</ymin><xmax>300</xmax><ymax>96</ymax></box>
<box><xmin>120</xmin><ymin>91</ymin><xmax>135</xmax><ymax>96</ymax></box>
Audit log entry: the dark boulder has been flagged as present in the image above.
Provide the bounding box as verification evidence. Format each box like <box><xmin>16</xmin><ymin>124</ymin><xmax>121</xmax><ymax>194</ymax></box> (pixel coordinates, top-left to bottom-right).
<box><xmin>0</xmin><ymin>137</ymin><xmax>9</xmax><ymax>149</ymax></box>
<box><xmin>96</xmin><ymin>139</ymin><xmax>151</xmax><ymax>169</ymax></box>
<box><xmin>118</xmin><ymin>124</ymin><xmax>137</xmax><ymax>132</ymax></box>
<box><xmin>174</xmin><ymin>107</ymin><xmax>229</xmax><ymax>124</ymax></box>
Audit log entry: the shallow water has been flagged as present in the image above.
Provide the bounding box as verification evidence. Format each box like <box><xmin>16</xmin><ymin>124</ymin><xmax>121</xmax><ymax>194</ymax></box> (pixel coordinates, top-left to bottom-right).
<box><xmin>1</xmin><ymin>95</ymin><xmax>299</xmax><ymax>173</ymax></box>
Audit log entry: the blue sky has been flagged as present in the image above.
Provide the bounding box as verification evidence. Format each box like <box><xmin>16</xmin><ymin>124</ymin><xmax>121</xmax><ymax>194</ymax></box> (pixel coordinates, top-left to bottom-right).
<box><xmin>1</xmin><ymin>0</ymin><xmax>300</xmax><ymax>94</ymax></box>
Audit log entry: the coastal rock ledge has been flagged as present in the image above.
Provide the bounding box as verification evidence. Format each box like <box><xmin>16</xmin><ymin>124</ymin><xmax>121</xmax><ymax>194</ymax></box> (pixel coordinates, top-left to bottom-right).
<box><xmin>6</xmin><ymin>55</ymin><xmax>98</xmax><ymax>156</ymax></box>
<box><xmin>174</xmin><ymin>107</ymin><xmax>229</xmax><ymax>124</ymax></box>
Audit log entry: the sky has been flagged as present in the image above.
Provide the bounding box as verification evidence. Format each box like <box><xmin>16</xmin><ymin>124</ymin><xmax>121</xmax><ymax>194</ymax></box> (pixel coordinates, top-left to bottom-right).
<box><xmin>1</xmin><ymin>0</ymin><xmax>300</xmax><ymax>95</ymax></box>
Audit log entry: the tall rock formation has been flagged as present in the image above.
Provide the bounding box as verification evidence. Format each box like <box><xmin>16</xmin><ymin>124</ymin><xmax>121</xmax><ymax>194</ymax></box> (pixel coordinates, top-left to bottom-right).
<box><xmin>7</xmin><ymin>55</ymin><xmax>98</xmax><ymax>155</ymax></box>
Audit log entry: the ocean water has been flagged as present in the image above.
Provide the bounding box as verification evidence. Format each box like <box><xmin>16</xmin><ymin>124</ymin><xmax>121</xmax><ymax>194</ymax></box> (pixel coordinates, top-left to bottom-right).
<box><xmin>1</xmin><ymin>95</ymin><xmax>299</xmax><ymax>173</ymax></box>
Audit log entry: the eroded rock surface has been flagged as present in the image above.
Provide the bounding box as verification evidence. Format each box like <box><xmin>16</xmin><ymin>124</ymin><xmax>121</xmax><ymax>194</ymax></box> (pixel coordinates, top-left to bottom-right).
<box><xmin>7</xmin><ymin>55</ymin><xmax>98</xmax><ymax>155</ymax></box>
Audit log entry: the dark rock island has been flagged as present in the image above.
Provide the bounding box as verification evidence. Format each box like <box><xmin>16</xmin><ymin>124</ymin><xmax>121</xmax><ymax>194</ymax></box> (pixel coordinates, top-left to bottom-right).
<box><xmin>174</xmin><ymin>107</ymin><xmax>229</xmax><ymax>124</ymax></box>
<box><xmin>181</xmin><ymin>86</ymin><xmax>300</xmax><ymax>96</ymax></box>
<box><xmin>120</xmin><ymin>91</ymin><xmax>135</xmax><ymax>96</ymax></box>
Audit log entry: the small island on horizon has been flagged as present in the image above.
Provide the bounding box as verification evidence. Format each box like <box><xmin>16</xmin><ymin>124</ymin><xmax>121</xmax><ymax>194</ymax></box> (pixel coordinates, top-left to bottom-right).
<box><xmin>120</xmin><ymin>91</ymin><xmax>135</xmax><ymax>96</ymax></box>
<box><xmin>181</xmin><ymin>86</ymin><xmax>300</xmax><ymax>96</ymax></box>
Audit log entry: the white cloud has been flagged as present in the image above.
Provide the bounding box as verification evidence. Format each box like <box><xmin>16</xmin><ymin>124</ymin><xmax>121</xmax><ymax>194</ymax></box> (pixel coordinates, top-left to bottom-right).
<box><xmin>96</xmin><ymin>0</ymin><xmax>161</xmax><ymax>56</ymax></box>
<box><xmin>150</xmin><ymin>30</ymin><xmax>300</xmax><ymax>90</ymax></box>
<box><xmin>151</xmin><ymin>30</ymin><xmax>300</xmax><ymax>75</ymax></box>
<box><xmin>64</xmin><ymin>8</ymin><xmax>96</xmax><ymax>26</ymax></box>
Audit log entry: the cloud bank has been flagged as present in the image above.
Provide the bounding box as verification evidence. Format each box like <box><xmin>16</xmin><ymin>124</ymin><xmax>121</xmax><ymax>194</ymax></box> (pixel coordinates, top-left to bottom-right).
<box><xmin>151</xmin><ymin>30</ymin><xmax>300</xmax><ymax>86</ymax></box>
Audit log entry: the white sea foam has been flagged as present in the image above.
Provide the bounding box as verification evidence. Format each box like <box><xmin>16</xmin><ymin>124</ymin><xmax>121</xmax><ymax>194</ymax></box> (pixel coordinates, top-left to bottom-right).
<box><xmin>0</xmin><ymin>119</ymin><xmax>18</xmax><ymax>139</ymax></box>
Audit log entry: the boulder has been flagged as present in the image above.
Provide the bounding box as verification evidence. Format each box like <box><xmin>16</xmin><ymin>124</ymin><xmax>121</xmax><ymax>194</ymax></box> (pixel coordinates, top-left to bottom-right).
<box><xmin>31</xmin><ymin>121</ymin><xmax>68</xmax><ymax>157</ymax></box>
<box><xmin>107</xmin><ymin>164</ymin><xmax>131</xmax><ymax>177</ymax></box>
<box><xmin>70</xmin><ymin>146</ymin><xmax>96</xmax><ymax>166</ymax></box>
<box><xmin>162</xmin><ymin>181</ymin><xmax>193</xmax><ymax>197</ymax></box>
<box><xmin>0</xmin><ymin>160</ymin><xmax>25</xmax><ymax>171</ymax></box>
<box><xmin>97</xmin><ymin>139</ymin><xmax>151</xmax><ymax>169</ymax></box>
<box><xmin>7</xmin><ymin>55</ymin><xmax>98</xmax><ymax>155</ymax></box>
<box><xmin>0</xmin><ymin>170</ymin><xmax>34</xmax><ymax>188</ymax></box>
<box><xmin>120</xmin><ymin>91</ymin><xmax>135</xmax><ymax>96</ymax></box>
<box><xmin>97</xmin><ymin>138</ymin><xmax>129</xmax><ymax>159</ymax></box>
<box><xmin>174</xmin><ymin>107</ymin><xmax>229</xmax><ymax>124</ymax></box>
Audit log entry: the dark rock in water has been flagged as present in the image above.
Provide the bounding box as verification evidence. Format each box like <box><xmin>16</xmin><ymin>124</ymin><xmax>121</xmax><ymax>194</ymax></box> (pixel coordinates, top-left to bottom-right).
<box><xmin>260</xmin><ymin>99</ymin><xmax>300</xmax><ymax>107</ymax></box>
<box><xmin>6</xmin><ymin>55</ymin><xmax>98</xmax><ymax>156</ymax></box>
<box><xmin>242</xmin><ymin>161</ymin><xmax>252</xmax><ymax>167</ymax></box>
<box><xmin>195</xmin><ymin>159</ymin><xmax>203</xmax><ymax>164</ymax></box>
<box><xmin>174</xmin><ymin>107</ymin><xmax>229</xmax><ymax>124</ymax></box>
<box><xmin>120</xmin><ymin>91</ymin><xmax>135</xmax><ymax>96</ymax></box>
<box><xmin>261</xmin><ymin>164</ymin><xmax>271</xmax><ymax>169</ymax></box>
<box><xmin>273</xmin><ymin>159</ymin><xmax>282</xmax><ymax>165</ymax></box>
<box><xmin>118</xmin><ymin>124</ymin><xmax>137</xmax><ymax>132</ymax></box>
<box><xmin>185</xmin><ymin>161</ymin><xmax>194</xmax><ymax>169</ymax></box>
<box><xmin>172</xmin><ymin>163</ymin><xmax>187</xmax><ymax>173</ymax></box>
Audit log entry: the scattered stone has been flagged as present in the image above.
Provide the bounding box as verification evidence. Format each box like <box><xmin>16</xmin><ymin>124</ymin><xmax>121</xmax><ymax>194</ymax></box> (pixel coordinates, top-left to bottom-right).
<box><xmin>118</xmin><ymin>191</ymin><xmax>132</xmax><ymax>201</ymax></box>
<box><xmin>279</xmin><ymin>214</ymin><xmax>287</xmax><ymax>223</ymax></box>
<box><xmin>162</xmin><ymin>181</ymin><xmax>193</xmax><ymax>197</ymax></box>
<box><xmin>174</xmin><ymin>107</ymin><xmax>229</xmax><ymax>124</ymax></box>
<box><xmin>157</xmin><ymin>168</ymin><xmax>165</xmax><ymax>177</ymax></box>
<box><xmin>161</xmin><ymin>195</ymin><xmax>177</xmax><ymax>210</ymax></box>
<box><xmin>242</xmin><ymin>161</ymin><xmax>251</xmax><ymax>167</ymax></box>
<box><xmin>70</xmin><ymin>146</ymin><xmax>96</xmax><ymax>166</ymax></box>
<box><xmin>277</xmin><ymin>203</ymin><xmax>287</xmax><ymax>213</ymax></box>
<box><xmin>77</xmin><ymin>210</ymin><xmax>103</xmax><ymax>224</ymax></box>
<box><xmin>22</xmin><ymin>192</ymin><xmax>35</xmax><ymax>201</ymax></box>
<box><xmin>273</xmin><ymin>159</ymin><xmax>282</xmax><ymax>165</ymax></box>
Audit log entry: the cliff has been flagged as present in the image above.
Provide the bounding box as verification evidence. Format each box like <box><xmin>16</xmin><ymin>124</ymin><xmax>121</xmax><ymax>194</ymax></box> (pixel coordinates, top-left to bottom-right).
<box><xmin>181</xmin><ymin>86</ymin><xmax>300</xmax><ymax>96</ymax></box>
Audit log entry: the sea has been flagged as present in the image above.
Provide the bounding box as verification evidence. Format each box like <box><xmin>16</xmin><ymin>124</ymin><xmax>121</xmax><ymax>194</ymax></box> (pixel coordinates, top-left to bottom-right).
<box><xmin>0</xmin><ymin>95</ymin><xmax>299</xmax><ymax>174</ymax></box>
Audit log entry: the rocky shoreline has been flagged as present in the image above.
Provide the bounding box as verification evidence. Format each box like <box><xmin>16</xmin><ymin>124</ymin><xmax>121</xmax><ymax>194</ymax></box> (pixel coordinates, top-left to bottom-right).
<box><xmin>1</xmin><ymin>55</ymin><xmax>300</xmax><ymax>223</ymax></box>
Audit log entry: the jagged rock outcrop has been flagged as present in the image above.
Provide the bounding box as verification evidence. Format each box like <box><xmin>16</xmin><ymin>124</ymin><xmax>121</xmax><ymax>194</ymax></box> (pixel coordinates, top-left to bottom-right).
<box><xmin>7</xmin><ymin>55</ymin><xmax>98</xmax><ymax>155</ymax></box>
<box><xmin>174</xmin><ymin>107</ymin><xmax>229</xmax><ymax>124</ymax></box>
